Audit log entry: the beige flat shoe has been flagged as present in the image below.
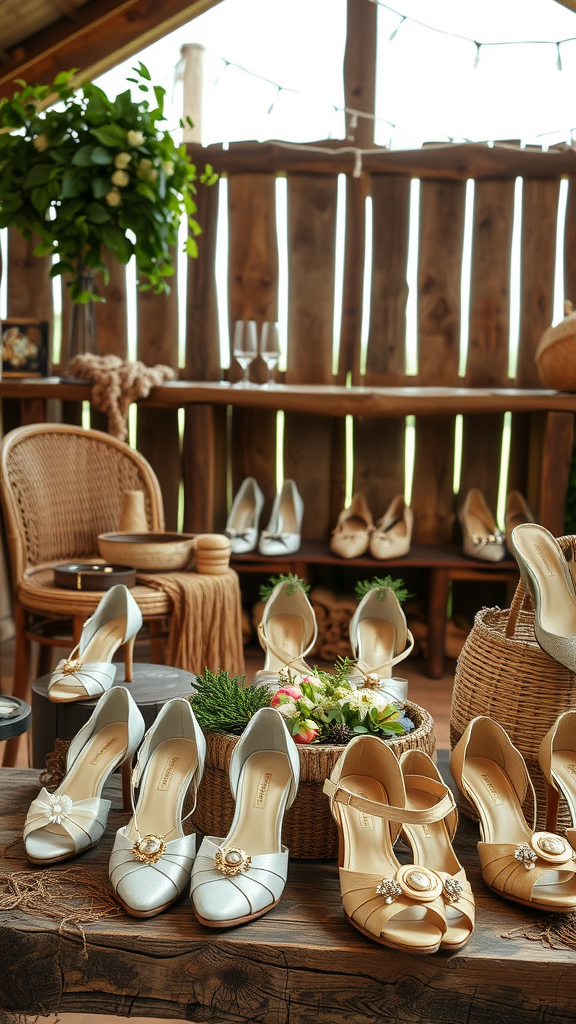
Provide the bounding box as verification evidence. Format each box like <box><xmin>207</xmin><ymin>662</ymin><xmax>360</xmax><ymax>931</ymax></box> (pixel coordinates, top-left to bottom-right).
<box><xmin>331</xmin><ymin>493</ymin><xmax>373</xmax><ymax>559</ymax></box>
<box><xmin>399</xmin><ymin>749</ymin><xmax>474</xmax><ymax>950</ymax></box>
<box><xmin>538</xmin><ymin>711</ymin><xmax>576</xmax><ymax>847</ymax></box>
<box><xmin>459</xmin><ymin>488</ymin><xmax>505</xmax><ymax>562</ymax></box>
<box><xmin>324</xmin><ymin>735</ymin><xmax>455</xmax><ymax>954</ymax></box>
<box><xmin>370</xmin><ymin>496</ymin><xmax>413</xmax><ymax>560</ymax></box>
<box><xmin>451</xmin><ymin>716</ymin><xmax>576</xmax><ymax>914</ymax></box>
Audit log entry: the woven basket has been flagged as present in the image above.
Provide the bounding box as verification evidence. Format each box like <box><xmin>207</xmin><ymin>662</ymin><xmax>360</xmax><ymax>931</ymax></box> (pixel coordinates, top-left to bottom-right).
<box><xmin>451</xmin><ymin>534</ymin><xmax>576</xmax><ymax>833</ymax></box>
<box><xmin>191</xmin><ymin>700</ymin><xmax>435</xmax><ymax>859</ymax></box>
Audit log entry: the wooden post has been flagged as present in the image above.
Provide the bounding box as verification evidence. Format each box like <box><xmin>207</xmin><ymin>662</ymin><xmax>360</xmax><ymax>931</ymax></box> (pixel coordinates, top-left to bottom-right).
<box><xmin>181</xmin><ymin>44</ymin><xmax>205</xmax><ymax>144</ymax></box>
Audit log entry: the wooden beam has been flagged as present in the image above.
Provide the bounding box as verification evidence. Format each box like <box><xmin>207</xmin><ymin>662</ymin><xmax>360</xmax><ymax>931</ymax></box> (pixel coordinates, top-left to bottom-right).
<box><xmin>0</xmin><ymin>0</ymin><xmax>222</xmax><ymax>98</ymax></box>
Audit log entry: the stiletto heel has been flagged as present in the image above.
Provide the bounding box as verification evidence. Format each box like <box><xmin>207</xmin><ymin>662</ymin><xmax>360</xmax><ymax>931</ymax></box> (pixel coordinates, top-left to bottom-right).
<box><xmin>539</xmin><ymin>711</ymin><xmax>576</xmax><ymax>850</ymax></box>
<box><xmin>123</xmin><ymin>634</ymin><xmax>136</xmax><ymax>682</ymax></box>
<box><xmin>23</xmin><ymin>687</ymin><xmax>145</xmax><ymax>864</ymax></box>
<box><xmin>48</xmin><ymin>584</ymin><xmax>143</xmax><ymax>703</ymax></box>
<box><xmin>122</xmin><ymin>758</ymin><xmax>132</xmax><ymax>812</ymax></box>
<box><xmin>545</xmin><ymin>780</ymin><xmax>560</xmax><ymax>834</ymax></box>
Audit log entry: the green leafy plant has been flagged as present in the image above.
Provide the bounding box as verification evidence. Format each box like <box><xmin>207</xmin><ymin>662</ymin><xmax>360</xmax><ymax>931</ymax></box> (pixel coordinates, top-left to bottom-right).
<box><xmin>354</xmin><ymin>576</ymin><xmax>411</xmax><ymax>604</ymax></box>
<box><xmin>0</xmin><ymin>65</ymin><xmax>217</xmax><ymax>301</ymax></box>
<box><xmin>190</xmin><ymin>668</ymin><xmax>270</xmax><ymax>734</ymax></box>
<box><xmin>259</xmin><ymin>573</ymin><xmax>311</xmax><ymax>602</ymax></box>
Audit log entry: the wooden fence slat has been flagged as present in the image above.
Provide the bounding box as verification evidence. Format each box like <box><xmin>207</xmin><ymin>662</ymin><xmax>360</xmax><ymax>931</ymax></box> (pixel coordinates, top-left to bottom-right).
<box><xmin>7</xmin><ymin>228</ymin><xmax>53</xmax><ymax>328</ymax></box>
<box><xmin>412</xmin><ymin>179</ymin><xmax>466</xmax><ymax>544</ymax></box>
<box><xmin>227</xmin><ymin>174</ymin><xmax>279</xmax><ymax>527</ymax></box>
<box><xmin>510</xmin><ymin>178</ymin><xmax>560</xmax><ymax>508</ymax></box>
<box><xmin>459</xmin><ymin>179</ymin><xmax>515</xmax><ymax>511</ymax></box>
<box><xmin>185</xmin><ymin>177</ymin><xmax>220</xmax><ymax>382</ymax></box>
<box><xmin>137</xmin><ymin>249</ymin><xmax>180</xmax><ymax>531</ymax></box>
<box><xmin>285</xmin><ymin>174</ymin><xmax>337</xmax><ymax>542</ymax></box>
<box><xmin>565</xmin><ymin>178</ymin><xmax>576</xmax><ymax>309</ymax></box>
<box><xmin>353</xmin><ymin>175</ymin><xmax>410</xmax><ymax>519</ymax></box>
<box><xmin>89</xmin><ymin>250</ymin><xmax>128</xmax><ymax>431</ymax></box>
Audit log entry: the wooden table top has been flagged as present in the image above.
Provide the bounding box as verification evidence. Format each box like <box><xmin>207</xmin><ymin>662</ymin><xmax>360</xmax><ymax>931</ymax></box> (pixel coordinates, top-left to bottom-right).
<box><xmin>1</xmin><ymin>758</ymin><xmax>575</xmax><ymax>1024</ymax></box>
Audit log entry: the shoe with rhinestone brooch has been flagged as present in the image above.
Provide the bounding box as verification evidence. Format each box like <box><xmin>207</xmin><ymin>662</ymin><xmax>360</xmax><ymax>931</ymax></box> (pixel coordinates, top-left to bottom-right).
<box><xmin>398</xmin><ymin>748</ymin><xmax>474</xmax><ymax>950</ymax></box>
<box><xmin>24</xmin><ymin>686</ymin><xmax>144</xmax><ymax>864</ymax></box>
<box><xmin>109</xmin><ymin>698</ymin><xmax>206</xmax><ymax>918</ymax></box>
<box><xmin>323</xmin><ymin>734</ymin><xmax>454</xmax><ymax>953</ymax></box>
<box><xmin>190</xmin><ymin>707</ymin><xmax>300</xmax><ymax>927</ymax></box>
<box><xmin>451</xmin><ymin>716</ymin><xmax>576</xmax><ymax>914</ymax></box>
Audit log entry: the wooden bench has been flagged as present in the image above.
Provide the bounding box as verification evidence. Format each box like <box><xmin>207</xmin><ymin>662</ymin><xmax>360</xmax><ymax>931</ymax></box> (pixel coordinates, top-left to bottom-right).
<box><xmin>1</xmin><ymin>755</ymin><xmax>575</xmax><ymax>1024</ymax></box>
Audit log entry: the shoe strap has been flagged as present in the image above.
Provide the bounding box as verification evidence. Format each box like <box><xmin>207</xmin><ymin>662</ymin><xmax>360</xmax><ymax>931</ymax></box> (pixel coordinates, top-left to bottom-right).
<box><xmin>257</xmin><ymin>620</ymin><xmax>315</xmax><ymax>678</ymax></box>
<box><xmin>355</xmin><ymin>629</ymin><xmax>415</xmax><ymax>680</ymax></box>
<box><xmin>323</xmin><ymin>778</ymin><xmax>455</xmax><ymax>825</ymax></box>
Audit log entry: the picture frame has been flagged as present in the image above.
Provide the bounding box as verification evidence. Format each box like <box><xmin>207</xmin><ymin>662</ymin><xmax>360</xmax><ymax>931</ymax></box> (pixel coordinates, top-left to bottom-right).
<box><xmin>1</xmin><ymin>317</ymin><xmax>50</xmax><ymax>378</ymax></box>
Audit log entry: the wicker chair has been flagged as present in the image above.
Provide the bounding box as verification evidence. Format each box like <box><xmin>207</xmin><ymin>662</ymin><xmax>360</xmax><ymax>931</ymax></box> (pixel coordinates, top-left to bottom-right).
<box><xmin>0</xmin><ymin>423</ymin><xmax>172</xmax><ymax>766</ymax></box>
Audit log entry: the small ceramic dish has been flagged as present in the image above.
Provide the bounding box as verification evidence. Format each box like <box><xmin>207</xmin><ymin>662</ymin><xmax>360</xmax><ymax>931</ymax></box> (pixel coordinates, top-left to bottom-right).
<box><xmin>98</xmin><ymin>533</ymin><xmax>196</xmax><ymax>572</ymax></box>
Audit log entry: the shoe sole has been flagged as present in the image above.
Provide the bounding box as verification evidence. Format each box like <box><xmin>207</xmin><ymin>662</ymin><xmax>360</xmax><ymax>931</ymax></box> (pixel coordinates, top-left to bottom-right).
<box><xmin>194</xmin><ymin>897</ymin><xmax>280</xmax><ymax>928</ymax></box>
<box><xmin>26</xmin><ymin>840</ymin><xmax>98</xmax><ymax>866</ymax></box>
<box><xmin>113</xmin><ymin>892</ymin><xmax>183</xmax><ymax>918</ymax></box>
<box><xmin>345</xmin><ymin>911</ymin><xmax>442</xmax><ymax>955</ymax></box>
<box><xmin>485</xmin><ymin>881</ymin><xmax>576</xmax><ymax>915</ymax></box>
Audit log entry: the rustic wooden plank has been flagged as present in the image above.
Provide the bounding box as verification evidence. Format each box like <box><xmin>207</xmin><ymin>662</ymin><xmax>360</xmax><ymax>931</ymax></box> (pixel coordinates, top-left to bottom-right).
<box><xmin>137</xmin><ymin>253</ymin><xmax>180</xmax><ymax>531</ymax></box>
<box><xmin>538</xmin><ymin>411</ymin><xmax>574</xmax><ymax>534</ymax></box>
<box><xmin>185</xmin><ymin>175</ymin><xmax>221</xmax><ymax>382</ymax></box>
<box><xmin>459</xmin><ymin>179</ymin><xmax>515</xmax><ymax>511</ymax></box>
<box><xmin>183</xmin><ymin>404</ymin><xmax>228</xmax><ymax>533</ymax></box>
<box><xmin>285</xmin><ymin>175</ymin><xmax>337</xmax><ymax>541</ymax></box>
<box><xmin>510</xmin><ymin>178</ymin><xmax>561</xmax><ymax>506</ymax></box>
<box><xmin>565</xmin><ymin>177</ymin><xmax>576</xmax><ymax>309</ymax></box>
<box><xmin>227</xmin><ymin>173</ymin><xmax>279</xmax><ymax>526</ymax></box>
<box><xmin>354</xmin><ymin>175</ymin><xmax>410</xmax><ymax>516</ymax></box>
<box><xmin>94</xmin><ymin>249</ymin><xmax>128</xmax><ymax>359</ymax></box>
<box><xmin>7</xmin><ymin>228</ymin><xmax>53</xmax><ymax>328</ymax></box>
<box><xmin>186</xmin><ymin>140</ymin><xmax>576</xmax><ymax>180</ymax></box>
<box><xmin>337</xmin><ymin>173</ymin><xmax>367</xmax><ymax>385</ymax></box>
<box><xmin>412</xmin><ymin>180</ymin><xmax>465</xmax><ymax>544</ymax></box>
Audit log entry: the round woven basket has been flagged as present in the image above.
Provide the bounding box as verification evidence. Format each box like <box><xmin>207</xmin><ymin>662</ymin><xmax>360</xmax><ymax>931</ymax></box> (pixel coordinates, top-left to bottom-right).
<box><xmin>451</xmin><ymin>535</ymin><xmax>576</xmax><ymax>833</ymax></box>
<box><xmin>191</xmin><ymin>699</ymin><xmax>435</xmax><ymax>859</ymax></box>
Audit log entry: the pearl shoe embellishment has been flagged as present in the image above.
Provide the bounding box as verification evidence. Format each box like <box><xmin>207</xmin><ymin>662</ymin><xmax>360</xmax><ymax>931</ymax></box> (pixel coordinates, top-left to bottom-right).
<box><xmin>47</xmin><ymin>792</ymin><xmax>73</xmax><ymax>824</ymax></box>
<box><xmin>215</xmin><ymin>846</ymin><xmax>251</xmax><ymax>876</ymax></box>
<box><xmin>132</xmin><ymin>835</ymin><xmax>167</xmax><ymax>864</ymax></box>
<box><xmin>375</xmin><ymin>878</ymin><xmax>402</xmax><ymax>904</ymax></box>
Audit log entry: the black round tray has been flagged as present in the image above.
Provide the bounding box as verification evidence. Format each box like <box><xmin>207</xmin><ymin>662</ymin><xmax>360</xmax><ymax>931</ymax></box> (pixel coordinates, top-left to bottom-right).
<box><xmin>53</xmin><ymin>563</ymin><xmax>137</xmax><ymax>591</ymax></box>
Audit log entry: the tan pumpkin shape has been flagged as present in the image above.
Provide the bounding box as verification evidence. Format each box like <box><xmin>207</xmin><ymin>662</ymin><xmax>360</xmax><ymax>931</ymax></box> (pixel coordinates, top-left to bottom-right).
<box><xmin>536</xmin><ymin>300</ymin><xmax>576</xmax><ymax>391</ymax></box>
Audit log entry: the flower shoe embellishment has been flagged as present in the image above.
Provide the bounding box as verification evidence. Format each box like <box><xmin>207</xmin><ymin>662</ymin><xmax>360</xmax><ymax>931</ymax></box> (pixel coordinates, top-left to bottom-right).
<box><xmin>530</xmin><ymin>832</ymin><xmax>574</xmax><ymax>865</ymax></box>
<box><xmin>376</xmin><ymin>878</ymin><xmax>402</xmax><ymax>904</ymax></box>
<box><xmin>514</xmin><ymin>843</ymin><xmax>538</xmax><ymax>869</ymax></box>
<box><xmin>443</xmin><ymin>877</ymin><xmax>463</xmax><ymax>904</ymax></box>
<box><xmin>46</xmin><ymin>792</ymin><xmax>73</xmax><ymax>824</ymax></box>
<box><xmin>132</xmin><ymin>834</ymin><xmax>167</xmax><ymax>864</ymax></box>
<box><xmin>215</xmin><ymin>846</ymin><xmax>251</xmax><ymax>877</ymax></box>
<box><xmin>60</xmin><ymin>658</ymin><xmax>84</xmax><ymax>676</ymax></box>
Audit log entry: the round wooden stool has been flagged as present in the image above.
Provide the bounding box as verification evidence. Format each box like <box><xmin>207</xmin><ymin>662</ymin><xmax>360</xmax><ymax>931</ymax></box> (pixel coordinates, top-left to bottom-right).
<box><xmin>31</xmin><ymin>664</ymin><xmax>195</xmax><ymax>770</ymax></box>
<box><xmin>0</xmin><ymin>697</ymin><xmax>31</xmax><ymax>744</ymax></box>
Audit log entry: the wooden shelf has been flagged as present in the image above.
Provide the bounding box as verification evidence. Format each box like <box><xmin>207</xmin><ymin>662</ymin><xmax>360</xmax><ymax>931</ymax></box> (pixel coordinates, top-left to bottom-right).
<box><xmin>2</xmin><ymin>379</ymin><xmax>576</xmax><ymax>417</ymax></box>
<box><xmin>231</xmin><ymin>540</ymin><xmax>519</xmax><ymax>573</ymax></box>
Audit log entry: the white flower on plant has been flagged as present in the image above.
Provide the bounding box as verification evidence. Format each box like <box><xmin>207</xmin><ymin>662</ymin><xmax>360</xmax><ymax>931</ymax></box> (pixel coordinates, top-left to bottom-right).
<box><xmin>111</xmin><ymin>169</ymin><xmax>130</xmax><ymax>187</ymax></box>
<box><xmin>162</xmin><ymin>160</ymin><xmax>175</xmax><ymax>177</ymax></box>
<box><xmin>137</xmin><ymin>158</ymin><xmax>158</xmax><ymax>182</ymax></box>
<box><xmin>127</xmin><ymin>130</ymin><xmax>144</xmax><ymax>146</ymax></box>
<box><xmin>297</xmin><ymin>695</ymin><xmax>315</xmax><ymax>712</ymax></box>
<box><xmin>33</xmin><ymin>133</ymin><xmax>48</xmax><ymax>152</ymax></box>
<box><xmin>339</xmin><ymin>689</ymin><xmax>388</xmax><ymax>720</ymax></box>
<box><xmin>115</xmin><ymin>152</ymin><xmax>132</xmax><ymax>169</ymax></box>
<box><xmin>105</xmin><ymin>187</ymin><xmax>122</xmax><ymax>207</ymax></box>
<box><xmin>276</xmin><ymin>701</ymin><xmax>298</xmax><ymax>720</ymax></box>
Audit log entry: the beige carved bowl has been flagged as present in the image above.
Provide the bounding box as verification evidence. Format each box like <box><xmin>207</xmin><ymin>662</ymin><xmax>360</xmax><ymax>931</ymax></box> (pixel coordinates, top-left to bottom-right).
<box><xmin>98</xmin><ymin>532</ymin><xmax>197</xmax><ymax>572</ymax></box>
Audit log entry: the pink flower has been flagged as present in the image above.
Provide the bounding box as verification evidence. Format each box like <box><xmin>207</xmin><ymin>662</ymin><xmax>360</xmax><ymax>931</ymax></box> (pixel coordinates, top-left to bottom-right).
<box><xmin>293</xmin><ymin>719</ymin><xmax>320</xmax><ymax>744</ymax></box>
<box><xmin>271</xmin><ymin>685</ymin><xmax>302</xmax><ymax>707</ymax></box>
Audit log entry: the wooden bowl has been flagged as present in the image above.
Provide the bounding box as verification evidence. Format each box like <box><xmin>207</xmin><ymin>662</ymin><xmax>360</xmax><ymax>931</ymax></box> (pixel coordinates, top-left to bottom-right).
<box><xmin>98</xmin><ymin>532</ymin><xmax>196</xmax><ymax>572</ymax></box>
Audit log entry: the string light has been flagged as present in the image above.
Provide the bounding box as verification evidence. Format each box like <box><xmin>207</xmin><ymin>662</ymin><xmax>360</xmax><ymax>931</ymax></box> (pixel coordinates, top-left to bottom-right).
<box><xmin>389</xmin><ymin>16</ymin><xmax>406</xmax><ymax>41</ymax></box>
<box><xmin>473</xmin><ymin>42</ymin><xmax>481</xmax><ymax>70</ymax></box>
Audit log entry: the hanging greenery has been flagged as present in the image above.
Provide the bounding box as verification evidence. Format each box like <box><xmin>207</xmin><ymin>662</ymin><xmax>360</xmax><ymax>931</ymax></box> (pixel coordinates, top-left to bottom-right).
<box><xmin>0</xmin><ymin>64</ymin><xmax>217</xmax><ymax>302</ymax></box>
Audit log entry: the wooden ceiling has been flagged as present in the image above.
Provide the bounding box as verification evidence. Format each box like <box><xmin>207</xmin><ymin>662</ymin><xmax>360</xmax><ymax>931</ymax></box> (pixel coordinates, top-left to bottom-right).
<box><xmin>0</xmin><ymin>0</ymin><xmax>222</xmax><ymax>99</ymax></box>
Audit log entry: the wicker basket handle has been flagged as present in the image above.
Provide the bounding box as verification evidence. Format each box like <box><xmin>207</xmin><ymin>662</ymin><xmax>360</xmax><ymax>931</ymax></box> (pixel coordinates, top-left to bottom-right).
<box><xmin>505</xmin><ymin>532</ymin><xmax>576</xmax><ymax>639</ymax></box>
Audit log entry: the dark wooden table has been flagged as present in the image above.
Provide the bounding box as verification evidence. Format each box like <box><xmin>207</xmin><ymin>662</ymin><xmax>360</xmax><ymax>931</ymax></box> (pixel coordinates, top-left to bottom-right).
<box><xmin>1</xmin><ymin>755</ymin><xmax>576</xmax><ymax>1023</ymax></box>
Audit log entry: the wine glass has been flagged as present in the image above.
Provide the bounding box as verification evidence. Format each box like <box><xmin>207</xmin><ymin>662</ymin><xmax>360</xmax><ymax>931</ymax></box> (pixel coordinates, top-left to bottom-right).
<box><xmin>260</xmin><ymin>322</ymin><xmax>280</xmax><ymax>386</ymax></box>
<box><xmin>232</xmin><ymin>320</ymin><xmax>258</xmax><ymax>386</ymax></box>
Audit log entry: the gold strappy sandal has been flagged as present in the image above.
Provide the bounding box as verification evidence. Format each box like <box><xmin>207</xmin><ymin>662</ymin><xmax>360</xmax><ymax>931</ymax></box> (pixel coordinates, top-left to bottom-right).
<box><xmin>451</xmin><ymin>716</ymin><xmax>576</xmax><ymax>914</ymax></box>
<box><xmin>399</xmin><ymin>749</ymin><xmax>474</xmax><ymax>950</ymax></box>
<box><xmin>324</xmin><ymin>735</ymin><xmax>456</xmax><ymax>954</ymax></box>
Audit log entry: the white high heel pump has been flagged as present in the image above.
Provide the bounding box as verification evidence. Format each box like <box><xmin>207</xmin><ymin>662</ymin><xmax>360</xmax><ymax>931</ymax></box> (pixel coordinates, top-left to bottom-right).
<box><xmin>109</xmin><ymin>698</ymin><xmax>206</xmax><ymax>918</ymax></box>
<box><xmin>225</xmin><ymin>477</ymin><xmax>264</xmax><ymax>554</ymax></box>
<box><xmin>24</xmin><ymin>686</ymin><xmax>144</xmax><ymax>865</ymax></box>
<box><xmin>348</xmin><ymin>585</ymin><xmax>414</xmax><ymax>702</ymax></box>
<box><xmin>259</xmin><ymin>479</ymin><xmax>304</xmax><ymax>555</ymax></box>
<box><xmin>254</xmin><ymin>578</ymin><xmax>318</xmax><ymax>688</ymax></box>
<box><xmin>48</xmin><ymin>584</ymin><xmax>142</xmax><ymax>703</ymax></box>
<box><xmin>190</xmin><ymin>707</ymin><xmax>299</xmax><ymax>927</ymax></box>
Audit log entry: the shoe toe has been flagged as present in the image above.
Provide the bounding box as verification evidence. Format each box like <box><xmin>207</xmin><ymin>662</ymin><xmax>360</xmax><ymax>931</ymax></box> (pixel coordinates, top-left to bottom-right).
<box><xmin>192</xmin><ymin>877</ymin><xmax>256</xmax><ymax>923</ymax></box>
<box><xmin>116</xmin><ymin>867</ymin><xmax>181</xmax><ymax>915</ymax></box>
<box><xmin>25</xmin><ymin>828</ymin><xmax>77</xmax><ymax>862</ymax></box>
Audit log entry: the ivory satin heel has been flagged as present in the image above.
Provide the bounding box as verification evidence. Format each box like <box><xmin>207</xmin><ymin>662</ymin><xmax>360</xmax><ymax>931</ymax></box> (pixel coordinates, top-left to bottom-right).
<box><xmin>451</xmin><ymin>716</ymin><xmax>576</xmax><ymax>914</ymax></box>
<box><xmin>511</xmin><ymin>523</ymin><xmax>576</xmax><ymax>674</ymax></box>
<box><xmin>254</xmin><ymin>578</ymin><xmax>318</xmax><ymax>688</ymax></box>
<box><xmin>399</xmin><ymin>749</ymin><xmax>475</xmax><ymax>950</ymax></box>
<box><xmin>538</xmin><ymin>711</ymin><xmax>576</xmax><ymax>847</ymax></box>
<box><xmin>258</xmin><ymin>479</ymin><xmax>304</xmax><ymax>556</ymax></box>
<box><xmin>24</xmin><ymin>686</ymin><xmax>144</xmax><ymax>865</ymax></box>
<box><xmin>225</xmin><ymin>477</ymin><xmax>264</xmax><ymax>554</ymax></box>
<box><xmin>109</xmin><ymin>698</ymin><xmax>205</xmax><ymax>918</ymax></box>
<box><xmin>369</xmin><ymin>495</ymin><xmax>413</xmax><ymax>560</ymax></box>
<box><xmin>459</xmin><ymin>488</ymin><xmax>505</xmax><ymax>562</ymax></box>
<box><xmin>348</xmin><ymin>584</ymin><xmax>414</xmax><ymax>701</ymax></box>
<box><xmin>324</xmin><ymin>735</ymin><xmax>454</xmax><ymax>954</ymax></box>
<box><xmin>190</xmin><ymin>706</ymin><xmax>300</xmax><ymax>927</ymax></box>
<box><xmin>48</xmin><ymin>584</ymin><xmax>142</xmax><ymax>703</ymax></box>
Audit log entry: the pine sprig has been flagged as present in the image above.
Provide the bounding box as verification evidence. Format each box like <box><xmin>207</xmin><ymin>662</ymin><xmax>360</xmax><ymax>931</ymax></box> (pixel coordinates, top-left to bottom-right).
<box><xmin>259</xmin><ymin>573</ymin><xmax>310</xmax><ymax>602</ymax></box>
<box><xmin>355</xmin><ymin>576</ymin><xmax>411</xmax><ymax>604</ymax></box>
<box><xmin>190</xmin><ymin>668</ymin><xmax>270</xmax><ymax>734</ymax></box>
